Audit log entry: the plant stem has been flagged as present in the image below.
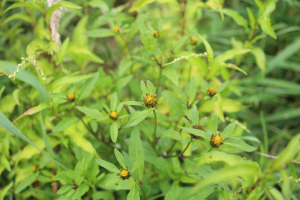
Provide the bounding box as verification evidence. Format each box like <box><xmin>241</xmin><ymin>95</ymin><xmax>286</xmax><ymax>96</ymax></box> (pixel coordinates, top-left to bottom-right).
<box><xmin>181</xmin><ymin>138</ymin><xmax>192</xmax><ymax>155</ymax></box>
<box><xmin>164</xmin><ymin>138</ymin><xmax>193</xmax><ymax>158</ymax></box>
<box><xmin>153</xmin><ymin>110</ymin><xmax>159</xmax><ymax>156</ymax></box>
<box><xmin>120</xmin><ymin>32</ymin><xmax>133</xmax><ymax>58</ymax></box>
<box><xmin>155</xmin><ymin>67</ymin><xmax>162</xmax><ymax>94</ymax></box>
<box><xmin>166</xmin><ymin>140</ymin><xmax>177</xmax><ymax>153</ymax></box>
<box><xmin>181</xmin><ymin>0</ymin><xmax>187</xmax><ymax>36</ymax></box>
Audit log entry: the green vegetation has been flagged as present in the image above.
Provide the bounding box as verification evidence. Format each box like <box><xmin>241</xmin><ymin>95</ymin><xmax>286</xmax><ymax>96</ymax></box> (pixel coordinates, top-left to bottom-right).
<box><xmin>1</xmin><ymin>0</ymin><xmax>300</xmax><ymax>199</ymax></box>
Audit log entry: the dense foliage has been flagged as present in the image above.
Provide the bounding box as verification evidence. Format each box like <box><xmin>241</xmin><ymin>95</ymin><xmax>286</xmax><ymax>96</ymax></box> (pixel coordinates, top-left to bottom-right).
<box><xmin>1</xmin><ymin>0</ymin><xmax>300</xmax><ymax>199</ymax></box>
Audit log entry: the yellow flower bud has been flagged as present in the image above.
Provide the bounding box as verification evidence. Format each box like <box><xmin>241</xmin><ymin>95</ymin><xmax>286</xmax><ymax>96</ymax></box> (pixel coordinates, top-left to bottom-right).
<box><xmin>114</xmin><ymin>26</ymin><xmax>121</xmax><ymax>33</ymax></box>
<box><xmin>120</xmin><ymin>169</ymin><xmax>130</xmax><ymax>180</ymax></box>
<box><xmin>152</xmin><ymin>30</ymin><xmax>159</xmax><ymax>38</ymax></box>
<box><xmin>110</xmin><ymin>111</ymin><xmax>118</xmax><ymax>120</ymax></box>
<box><xmin>207</xmin><ymin>87</ymin><xmax>217</xmax><ymax>97</ymax></box>
<box><xmin>67</xmin><ymin>94</ymin><xmax>75</xmax><ymax>102</ymax></box>
<box><xmin>190</xmin><ymin>36</ymin><xmax>198</xmax><ymax>45</ymax></box>
<box><xmin>143</xmin><ymin>94</ymin><xmax>157</xmax><ymax>108</ymax></box>
<box><xmin>210</xmin><ymin>135</ymin><xmax>223</xmax><ymax>147</ymax></box>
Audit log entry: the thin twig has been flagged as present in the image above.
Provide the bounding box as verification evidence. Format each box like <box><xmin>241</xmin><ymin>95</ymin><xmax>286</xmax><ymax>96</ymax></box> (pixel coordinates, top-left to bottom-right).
<box><xmin>257</xmin><ymin>152</ymin><xmax>300</xmax><ymax>164</ymax></box>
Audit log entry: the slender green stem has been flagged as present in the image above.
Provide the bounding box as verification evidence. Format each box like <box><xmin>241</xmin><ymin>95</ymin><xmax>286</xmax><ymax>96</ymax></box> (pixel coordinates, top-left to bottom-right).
<box><xmin>166</xmin><ymin>140</ymin><xmax>177</xmax><ymax>153</ymax></box>
<box><xmin>164</xmin><ymin>138</ymin><xmax>193</xmax><ymax>158</ymax></box>
<box><xmin>153</xmin><ymin>110</ymin><xmax>159</xmax><ymax>156</ymax></box>
<box><xmin>155</xmin><ymin>67</ymin><xmax>162</xmax><ymax>94</ymax></box>
<box><xmin>181</xmin><ymin>138</ymin><xmax>193</xmax><ymax>155</ymax></box>
<box><xmin>139</xmin><ymin>184</ymin><xmax>147</xmax><ymax>200</ymax></box>
<box><xmin>120</xmin><ymin>32</ymin><xmax>133</xmax><ymax>58</ymax></box>
<box><xmin>260</xmin><ymin>111</ymin><xmax>268</xmax><ymax>153</ymax></box>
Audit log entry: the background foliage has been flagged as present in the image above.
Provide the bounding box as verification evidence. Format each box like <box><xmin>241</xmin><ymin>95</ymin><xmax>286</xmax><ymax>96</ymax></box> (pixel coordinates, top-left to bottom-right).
<box><xmin>1</xmin><ymin>0</ymin><xmax>300</xmax><ymax>199</ymax></box>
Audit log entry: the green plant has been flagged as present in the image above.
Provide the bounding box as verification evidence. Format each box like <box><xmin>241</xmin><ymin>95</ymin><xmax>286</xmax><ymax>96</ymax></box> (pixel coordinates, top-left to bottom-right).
<box><xmin>1</xmin><ymin>0</ymin><xmax>300</xmax><ymax>199</ymax></box>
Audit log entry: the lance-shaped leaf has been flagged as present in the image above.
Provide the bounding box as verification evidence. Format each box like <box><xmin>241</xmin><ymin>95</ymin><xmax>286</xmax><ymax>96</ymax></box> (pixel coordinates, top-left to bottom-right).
<box><xmin>12</xmin><ymin>103</ymin><xmax>50</xmax><ymax>123</ymax></box>
<box><xmin>190</xmin><ymin>164</ymin><xmax>260</xmax><ymax>194</ymax></box>
<box><xmin>114</xmin><ymin>148</ymin><xmax>126</xmax><ymax>169</ymax></box>
<box><xmin>110</xmin><ymin>92</ymin><xmax>118</xmax><ymax>111</ymax></box>
<box><xmin>178</xmin><ymin>126</ymin><xmax>209</xmax><ymax>141</ymax></box>
<box><xmin>76</xmin><ymin>106</ymin><xmax>107</xmax><ymax>121</ymax></box>
<box><xmin>217</xmin><ymin>81</ymin><xmax>229</xmax><ymax>93</ymax></box>
<box><xmin>110</xmin><ymin>122</ymin><xmax>119</xmax><ymax>143</ymax></box>
<box><xmin>224</xmin><ymin>137</ymin><xmax>257</xmax><ymax>152</ymax></box>
<box><xmin>96</xmin><ymin>159</ymin><xmax>120</xmax><ymax>173</ymax></box>
<box><xmin>221</xmin><ymin>122</ymin><xmax>236</xmax><ymax>138</ymax></box>
<box><xmin>130</xmin><ymin>109</ymin><xmax>153</xmax><ymax>126</ymax></box>
<box><xmin>52</xmin><ymin>117</ymin><xmax>79</xmax><ymax>132</ymax></box>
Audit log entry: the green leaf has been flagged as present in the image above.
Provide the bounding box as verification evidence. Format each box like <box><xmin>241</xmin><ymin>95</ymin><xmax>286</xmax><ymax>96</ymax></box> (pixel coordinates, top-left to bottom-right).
<box><xmin>200</xmin><ymin>117</ymin><xmax>207</xmax><ymax>126</ymax></box>
<box><xmin>12</xmin><ymin>89</ymin><xmax>20</xmax><ymax>106</ymax></box>
<box><xmin>46</xmin><ymin>1</ymin><xmax>81</xmax><ymax>23</ymax></box>
<box><xmin>157</xmin><ymin>91</ymin><xmax>167</xmax><ymax>105</ymax></box>
<box><xmin>178</xmin><ymin>126</ymin><xmax>209</xmax><ymax>141</ymax></box>
<box><xmin>127</xmin><ymin>183</ymin><xmax>140</xmax><ymax>200</ymax></box>
<box><xmin>130</xmin><ymin>109</ymin><xmax>152</xmax><ymax>126</ymax></box>
<box><xmin>190</xmin><ymin>164</ymin><xmax>260</xmax><ymax>194</ymax></box>
<box><xmin>0</xmin><ymin>182</ymin><xmax>13</xmax><ymax>200</ymax></box>
<box><xmin>96</xmin><ymin>159</ymin><xmax>120</xmax><ymax>173</ymax></box>
<box><xmin>56</xmin><ymin>37</ymin><xmax>70</xmax><ymax>65</ymax></box>
<box><xmin>165</xmin><ymin>191</ymin><xmax>173</xmax><ymax>200</ymax></box>
<box><xmin>191</xmin><ymin>105</ymin><xmax>199</xmax><ymax>125</ymax></box>
<box><xmin>270</xmin><ymin>134</ymin><xmax>300</xmax><ymax>171</ymax></box>
<box><xmin>110</xmin><ymin>122</ymin><xmax>119</xmax><ymax>143</ymax></box>
<box><xmin>146</xmin><ymin>80</ymin><xmax>155</xmax><ymax>94</ymax></box>
<box><xmin>197</xmin><ymin>34</ymin><xmax>214</xmax><ymax>62</ymax></box>
<box><xmin>221</xmin><ymin>122</ymin><xmax>236</xmax><ymax>138</ymax></box>
<box><xmin>76</xmin><ymin>106</ymin><xmax>107</xmax><ymax>121</ymax></box>
<box><xmin>85</xmin><ymin>29</ymin><xmax>115</xmax><ymax>38</ymax></box>
<box><xmin>258</xmin><ymin>16</ymin><xmax>277</xmax><ymax>39</ymax></box>
<box><xmin>217</xmin><ymin>81</ymin><xmax>229</xmax><ymax>93</ymax></box>
<box><xmin>57</xmin><ymin>185</ymin><xmax>72</xmax><ymax>195</ymax></box>
<box><xmin>79</xmin><ymin>72</ymin><xmax>99</xmax><ymax>101</ymax></box>
<box><xmin>3</xmin><ymin>13</ymin><xmax>32</xmax><ymax>24</ymax></box>
<box><xmin>129</xmin><ymin>127</ymin><xmax>144</xmax><ymax>181</ymax></box>
<box><xmin>199</xmin><ymin>77</ymin><xmax>209</xmax><ymax>90</ymax></box>
<box><xmin>140</xmin><ymin>80</ymin><xmax>147</xmax><ymax>94</ymax></box>
<box><xmin>188</xmin><ymin>77</ymin><xmax>196</xmax><ymax>103</ymax></box>
<box><xmin>186</xmin><ymin>54</ymin><xmax>208</xmax><ymax>74</ymax></box>
<box><xmin>114</xmin><ymin>148</ymin><xmax>127</xmax><ymax>169</ymax></box>
<box><xmin>16</xmin><ymin>173</ymin><xmax>39</xmax><ymax>194</ymax></box>
<box><xmin>117</xmin><ymin>103</ymin><xmax>124</xmax><ymax>113</ymax></box>
<box><xmin>212</xmin><ymin>49</ymin><xmax>251</xmax><ymax>64</ymax></box>
<box><xmin>163</xmin><ymin>69</ymin><xmax>178</xmax><ymax>86</ymax></box>
<box><xmin>110</xmin><ymin>92</ymin><xmax>118</xmax><ymax>111</ymax></box>
<box><xmin>223</xmin><ymin>9</ymin><xmax>249</xmax><ymax>32</ymax></box>
<box><xmin>0</xmin><ymin>86</ymin><xmax>5</xmax><ymax>99</ymax></box>
<box><xmin>269</xmin><ymin>188</ymin><xmax>284</xmax><ymax>200</ymax></box>
<box><xmin>224</xmin><ymin>138</ymin><xmax>257</xmax><ymax>152</ymax></box>
<box><xmin>92</xmin><ymin>191</ymin><xmax>114</xmax><ymax>200</ymax></box>
<box><xmin>131</xmin><ymin>155</ymin><xmax>144</xmax><ymax>173</ymax></box>
<box><xmin>12</xmin><ymin>103</ymin><xmax>50</xmax><ymax>123</ymax></box>
<box><xmin>123</xmin><ymin>101</ymin><xmax>143</xmax><ymax>106</ymax></box>
<box><xmin>207</xmin><ymin>64</ymin><xmax>247</xmax><ymax>79</ymax></box>
<box><xmin>251</xmin><ymin>48</ymin><xmax>266</xmax><ymax>75</ymax></box>
<box><xmin>196</xmin><ymin>151</ymin><xmax>246</xmax><ymax>170</ymax></box>
<box><xmin>211</xmin><ymin>115</ymin><xmax>218</xmax><ymax>135</ymax></box>
<box><xmin>72</xmin><ymin>183</ymin><xmax>89</xmax><ymax>200</ymax></box>
<box><xmin>247</xmin><ymin>7</ymin><xmax>256</xmax><ymax>29</ymax></box>
<box><xmin>165</xmin><ymin>92</ymin><xmax>184</xmax><ymax>115</ymax></box>
<box><xmin>4</xmin><ymin>2</ymin><xmax>44</xmax><ymax>13</ymax></box>
<box><xmin>50</xmin><ymin>75</ymin><xmax>91</xmax><ymax>91</ymax></box>
<box><xmin>160</xmin><ymin>128</ymin><xmax>183</xmax><ymax>142</ymax></box>
<box><xmin>52</xmin><ymin>117</ymin><xmax>79</xmax><ymax>132</ymax></box>
<box><xmin>0</xmin><ymin>156</ymin><xmax>11</xmax><ymax>172</ymax></box>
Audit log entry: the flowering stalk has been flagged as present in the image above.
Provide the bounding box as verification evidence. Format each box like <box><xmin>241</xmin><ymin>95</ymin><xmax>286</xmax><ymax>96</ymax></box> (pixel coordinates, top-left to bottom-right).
<box><xmin>153</xmin><ymin>110</ymin><xmax>159</xmax><ymax>156</ymax></box>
